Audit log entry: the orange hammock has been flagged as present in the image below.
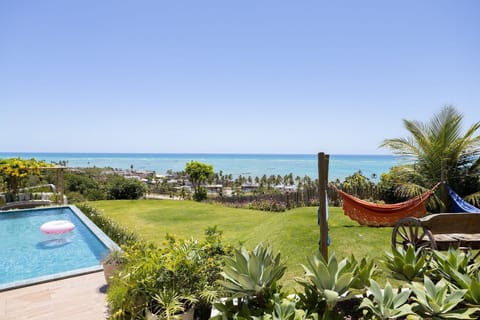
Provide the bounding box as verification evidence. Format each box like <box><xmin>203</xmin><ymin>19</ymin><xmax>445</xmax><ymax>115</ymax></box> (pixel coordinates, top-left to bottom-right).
<box><xmin>332</xmin><ymin>183</ymin><xmax>440</xmax><ymax>227</ymax></box>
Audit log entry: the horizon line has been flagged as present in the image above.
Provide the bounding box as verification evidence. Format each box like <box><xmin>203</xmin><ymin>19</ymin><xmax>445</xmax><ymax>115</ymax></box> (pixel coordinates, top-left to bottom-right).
<box><xmin>0</xmin><ymin>151</ymin><xmax>396</xmax><ymax>156</ymax></box>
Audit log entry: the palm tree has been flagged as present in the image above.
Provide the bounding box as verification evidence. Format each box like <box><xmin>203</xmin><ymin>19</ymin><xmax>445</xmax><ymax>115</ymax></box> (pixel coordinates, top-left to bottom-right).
<box><xmin>380</xmin><ymin>105</ymin><xmax>480</xmax><ymax>211</ymax></box>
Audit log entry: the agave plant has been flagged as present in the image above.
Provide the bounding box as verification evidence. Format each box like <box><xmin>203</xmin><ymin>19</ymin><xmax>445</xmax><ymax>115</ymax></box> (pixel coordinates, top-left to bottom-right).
<box><xmin>218</xmin><ymin>242</ymin><xmax>286</xmax><ymax>307</ymax></box>
<box><xmin>359</xmin><ymin>279</ymin><xmax>414</xmax><ymax>320</ymax></box>
<box><xmin>411</xmin><ymin>276</ymin><xmax>479</xmax><ymax>319</ymax></box>
<box><xmin>251</xmin><ymin>293</ymin><xmax>312</xmax><ymax>320</ymax></box>
<box><xmin>384</xmin><ymin>245</ymin><xmax>427</xmax><ymax>281</ymax></box>
<box><xmin>448</xmin><ymin>269</ymin><xmax>480</xmax><ymax>307</ymax></box>
<box><xmin>296</xmin><ymin>253</ymin><xmax>356</xmax><ymax>315</ymax></box>
<box><xmin>428</xmin><ymin>248</ymin><xmax>479</xmax><ymax>283</ymax></box>
<box><xmin>346</xmin><ymin>255</ymin><xmax>378</xmax><ymax>290</ymax></box>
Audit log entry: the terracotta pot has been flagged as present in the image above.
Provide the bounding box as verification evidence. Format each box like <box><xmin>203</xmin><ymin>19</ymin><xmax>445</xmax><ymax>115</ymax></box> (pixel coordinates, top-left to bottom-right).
<box><xmin>102</xmin><ymin>262</ymin><xmax>119</xmax><ymax>285</ymax></box>
<box><xmin>145</xmin><ymin>307</ymin><xmax>194</xmax><ymax>320</ymax></box>
<box><xmin>180</xmin><ymin>307</ymin><xmax>194</xmax><ymax>320</ymax></box>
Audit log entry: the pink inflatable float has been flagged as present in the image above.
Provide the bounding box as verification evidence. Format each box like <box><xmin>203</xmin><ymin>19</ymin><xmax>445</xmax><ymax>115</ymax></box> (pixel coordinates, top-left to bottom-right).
<box><xmin>40</xmin><ymin>220</ymin><xmax>75</xmax><ymax>234</ymax></box>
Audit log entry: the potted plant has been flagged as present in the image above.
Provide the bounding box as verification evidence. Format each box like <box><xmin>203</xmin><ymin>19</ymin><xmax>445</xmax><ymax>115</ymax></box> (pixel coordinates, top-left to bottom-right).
<box><xmin>102</xmin><ymin>247</ymin><xmax>125</xmax><ymax>285</ymax></box>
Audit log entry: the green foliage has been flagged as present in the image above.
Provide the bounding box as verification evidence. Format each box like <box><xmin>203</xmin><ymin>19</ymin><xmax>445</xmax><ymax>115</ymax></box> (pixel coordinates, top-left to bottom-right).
<box><xmin>411</xmin><ymin>276</ymin><xmax>479</xmax><ymax>319</ymax></box>
<box><xmin>106</xmin><ymin>174</ymin><xmax>146</xmax><ymax>200</ymax></box>
<box><xmin>107</xmin><ymin>229</ymin><xmax>231</xmax><ymax>319</ymax></box>
<box><xmin>250</xmin><ymin>294</ymin><xmax>315</xmax><ymax>320</ymax></box>
<box><xmin>248</xmin><ymin>199</ymin><xmax>287</xmax><ymax>212</ymax></box>
<box><xmin>151</xmin><ymin>289</ymin><xmax>197</xmax><ymax>320</ymax></box>
<box><xmin>359</xmin><ymin>279</ymin><xmax>413</xmax><ymax>319</ymax></box>
<box><xmin>64</xmin><ymin>171</ymin><xmax>104</xmax><ymax>201</ymax></box>
<box><xmin>296</xmin><ymin>253</ymin><xmax>356</xmax><ymax>314</ymax></box>
<box><xmin>193</xmin><ymin>186</ymin><xmax>208</xmax><ymax>202</ymax></box>
<box><xmin>341</xmin><ymin>171</ymin><xmax>376</xmax><ymax>199</ymax></box>
<box><xmin>378</xmin><ymin>166</ymin><xmax>415</xmax><ymax>203</ymax></box>
<box><xmin>214</xmin><ymin>243</ymin><xmax>286</xmax><ymax>318</ymax></box>
<box><xmin>448</xmin><ymin>268</ymin><xmax>480</xmax><ymax>307</ymax></box>
<box><xmin>102</xmin><ymin>248</ymin><xmax>125</xmax><ymax>266</ymax></box>
<box><xmin>185</xmin><ymin>161</ymin><xmax>213</xmax><ymax>201</ymax></box>
<box><xmin>76</xmin><ymin>203</ymin><xmax>140</xmax><ymax>246</ymax></box>
<box><xmin>218</xmin><ymin>243</ymin><xmax>286</xmax><ymax>303</ymax></box>
<box><xmin>427</xmin><ymin>248</ymin><xmax>479</xmax><ymax>283</ymax></box>
<box><xmin>347</xmin><ymin>255</ymin><xmax>379</xmax><ymax>290</ymax></box>
<box><xmin>380</xmin><ymin>105</ymin><xmax>480</xmax><ymax>210</ymax></box>
<box><xmin>384</xmin><ymin>245</ymin><xmax>427</xmax><ymax>282</ymax></box>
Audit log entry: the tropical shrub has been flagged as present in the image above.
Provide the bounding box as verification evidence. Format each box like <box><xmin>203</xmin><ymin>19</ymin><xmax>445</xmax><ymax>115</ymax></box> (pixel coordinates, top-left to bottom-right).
<box><xmin>106</xmin><ymin>174</ymin><xmax>145</xmax><ymax>200</ymax></box>
<box><xmin>107</xmin><ymin>229</ymin><xmax>231</xmax><ymax>320</ymax></box>
<box><xmin>248</xmin><ymin>199</ymin><xmax>287</xmax><ymax>212</ymax></box>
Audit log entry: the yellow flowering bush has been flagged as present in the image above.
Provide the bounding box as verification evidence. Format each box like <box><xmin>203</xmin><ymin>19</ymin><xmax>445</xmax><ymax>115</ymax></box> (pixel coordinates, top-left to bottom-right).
<box><xmin>0</xmin><ymin>158</ymin><xmax>53</xmax><ymax>194</ymax></box>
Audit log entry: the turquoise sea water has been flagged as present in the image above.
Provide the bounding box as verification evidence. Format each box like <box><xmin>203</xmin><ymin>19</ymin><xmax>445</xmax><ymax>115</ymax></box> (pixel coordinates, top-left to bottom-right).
<box><xmin>0</xmin><ymin>153</ymin><xmax>409</xmax><ymax>182</ymax></box>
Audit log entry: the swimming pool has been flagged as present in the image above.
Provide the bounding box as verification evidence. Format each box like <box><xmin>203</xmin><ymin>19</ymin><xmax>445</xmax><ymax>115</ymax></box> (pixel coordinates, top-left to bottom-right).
<box><xmin>0</xmin><ymin>205</ymin><xmax>119</xmax><ymax>291</ymax></box>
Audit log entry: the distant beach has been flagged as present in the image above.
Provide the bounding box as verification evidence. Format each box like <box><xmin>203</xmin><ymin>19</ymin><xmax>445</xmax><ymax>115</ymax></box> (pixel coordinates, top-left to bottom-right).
<box><xmin>0</xmin><ymin>153</ymin><xmax>408</xmax><ymax>182</ymax></box>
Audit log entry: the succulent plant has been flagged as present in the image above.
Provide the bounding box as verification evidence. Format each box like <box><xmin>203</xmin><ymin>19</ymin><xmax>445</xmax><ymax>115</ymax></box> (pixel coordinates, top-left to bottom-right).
<box><xmin>384</xmin><ymin>245</ymin><xmax>427</xmax><ymax>282</ymax></box>
<box><xmin>411</xmin><ymin>276</ymin><xmax>479</xmax><ymax>319</ymax></box>
<box><xmin>359</xmin><ymin>279</ymin><xmax>413</xmax><ymax>320</ymax></box>
<box><xmin>296</xmin><ymin>253</ymin><xmax>355</xmax><ymax>312</ymax></box>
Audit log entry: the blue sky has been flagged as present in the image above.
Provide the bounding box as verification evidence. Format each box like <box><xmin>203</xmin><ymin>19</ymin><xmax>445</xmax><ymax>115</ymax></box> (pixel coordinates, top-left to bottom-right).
<box><xmin>1</xmin><ymin>1</ymin><xmax>479</xmax><ymax>154</ymax></box>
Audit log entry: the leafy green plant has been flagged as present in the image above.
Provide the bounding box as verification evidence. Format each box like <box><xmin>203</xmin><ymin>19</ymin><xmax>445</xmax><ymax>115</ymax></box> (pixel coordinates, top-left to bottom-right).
<box><xmin>151</xmin><ymin>289</ymin><xmax>197</xmax><ymax>320</ymax></box>
<box><xmin>107</xmin><ymin>230</ymin><xmax>231</xmax><ymax>320</ymax></box>
<box><xmin>428</xmin><ymin>248</ymin><xmax>479</xmax><ymax>283</ymax></box>
<box><xmin>251</xmin><ymin>294</ymin><xmax>316</xmax><ymax>320</ymax></box>
<box><xmin>106</xmin><ymin>174</ymin><xmax>146</xmax><ymax>200</ymax></box>
<box><xmin>346</xmin><ymin>255</ymin><xmax>378</xmax><ymax>290</ymax></box>
<box><xmin>411</xmin><ymin>276</ymin><xmax>479</xmax><ymax>319</ymax></box>
<box><xmin>359</xmin><ymin>279</ymin><xmax>413</xmax><ymax>320</ymax></box>
<box><xmin>218</xmin><ymin>242</ymin><xmax>286</xmax><ymax>299</ymax></box>
<box><xmin>215</xmin><ymin>242</ymin><xmax>286</xmax><ymax>317</ymax></box>
<box><xmin>384</xmin><ymin>245</ymin><xmax>427</xmax><ymax>281</ymax></box>
<box><xmin>449</xmin><ymin>269</ymin><xmax>480</xmax><ymax>307</ymax></box>
<box><xmin>296</xmin><ymin>253</ymin><xmax>357</xmax><ymax>317</ymax></box>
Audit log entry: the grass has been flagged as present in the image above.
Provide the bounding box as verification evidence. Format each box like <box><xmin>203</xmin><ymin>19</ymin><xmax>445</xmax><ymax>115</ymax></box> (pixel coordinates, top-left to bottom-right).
<box><xmin>91</xmin><ymin>199</ymin><xmax>393</xmax><ymax>289</ymax></box>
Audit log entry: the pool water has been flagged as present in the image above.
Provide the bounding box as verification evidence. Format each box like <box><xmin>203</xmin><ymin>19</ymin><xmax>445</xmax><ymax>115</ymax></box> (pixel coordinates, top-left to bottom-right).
<box><xmin>0</xmin><ymin>206</ymin><xmax>116</xmax><ymax>290</ymax></box>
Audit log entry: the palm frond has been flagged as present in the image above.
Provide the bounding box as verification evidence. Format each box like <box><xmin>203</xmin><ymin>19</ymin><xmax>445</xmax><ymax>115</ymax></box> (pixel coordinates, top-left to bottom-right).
<box><xmin>465</xmin><ymin>192</ymin><xmax>480</xmax><ymax>208</ymax></box>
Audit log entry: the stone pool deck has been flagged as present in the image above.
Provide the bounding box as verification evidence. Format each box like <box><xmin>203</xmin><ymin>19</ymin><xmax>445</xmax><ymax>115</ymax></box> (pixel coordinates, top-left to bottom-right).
<box><xmin>0</xmin><ymin>271</ymin><xmax>108</xmax><ymax>319</ymax></box>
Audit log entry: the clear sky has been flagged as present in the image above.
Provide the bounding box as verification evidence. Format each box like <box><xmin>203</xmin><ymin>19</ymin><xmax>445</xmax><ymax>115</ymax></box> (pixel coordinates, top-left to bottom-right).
<box><xmin>1</xmin><ymin>1</ymin><xmax>479</xmax><ymax>155</ymax></box>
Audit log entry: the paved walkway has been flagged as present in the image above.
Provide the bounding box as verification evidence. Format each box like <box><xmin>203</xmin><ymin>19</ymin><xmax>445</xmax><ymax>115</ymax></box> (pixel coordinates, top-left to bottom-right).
<box><xmin>0</xmin><ymin>271</ymin><xmax>109</xmax><ymax>320</ymax></box>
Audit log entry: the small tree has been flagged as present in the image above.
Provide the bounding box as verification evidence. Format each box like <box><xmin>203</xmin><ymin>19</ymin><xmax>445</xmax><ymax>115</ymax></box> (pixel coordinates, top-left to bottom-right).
<box><xmin>185</xmin><ymin>161</ymin><xmax>213</xmax><ymax>201</ymax></box>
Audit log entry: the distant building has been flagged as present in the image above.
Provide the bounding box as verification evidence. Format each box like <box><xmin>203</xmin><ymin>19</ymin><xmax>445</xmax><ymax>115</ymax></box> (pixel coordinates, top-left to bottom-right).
<box><xmin>205</xmin><ymin>184</ymin><xmax>223</xmax><ymax>195</ymax></box>
<box><xmin>241</xmin><ymin>183</ymin><xmax>259</xmax><ymax>193</ymax></box>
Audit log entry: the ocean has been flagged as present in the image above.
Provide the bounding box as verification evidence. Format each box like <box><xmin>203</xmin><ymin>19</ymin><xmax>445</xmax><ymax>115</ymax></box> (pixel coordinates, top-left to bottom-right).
<box><xmin>0</xmin><ymin>153</ymin><xmax>408</xmax><ymax>182</ymax></box>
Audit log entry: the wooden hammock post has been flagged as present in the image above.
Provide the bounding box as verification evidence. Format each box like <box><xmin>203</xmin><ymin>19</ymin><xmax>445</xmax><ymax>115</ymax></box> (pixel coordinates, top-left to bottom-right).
<box><xmin>318</xmin><ymin>152</ymin><xmax>330</xmax><ymax>260</ymax></box>
<box><xmin>440</xmin><ymin>159</ymin><xmax>448</xmax><ymax>213</ymax></box>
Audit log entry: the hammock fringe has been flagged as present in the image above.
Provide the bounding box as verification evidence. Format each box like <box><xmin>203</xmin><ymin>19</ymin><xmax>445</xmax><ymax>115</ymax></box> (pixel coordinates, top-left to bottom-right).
<box><xmin>333</xmin><ymin>183</ymin><xmax>440</xmax><ymax>227</ymax></box>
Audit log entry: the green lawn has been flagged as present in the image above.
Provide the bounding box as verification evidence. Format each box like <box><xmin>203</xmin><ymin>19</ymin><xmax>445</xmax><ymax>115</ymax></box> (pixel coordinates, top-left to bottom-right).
<box><xmin>91</xmin><ymin>199</ymin><xmax>393</xmax><ymax>289</ymax></box>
